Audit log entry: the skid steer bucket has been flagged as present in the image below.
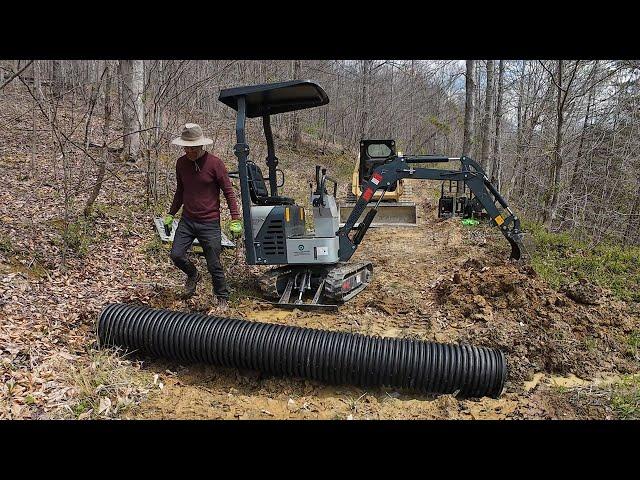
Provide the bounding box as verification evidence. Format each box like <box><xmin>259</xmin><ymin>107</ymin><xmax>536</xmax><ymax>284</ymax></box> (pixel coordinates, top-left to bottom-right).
<box><xmin>339</xmin><ymin>202</ymin><xmax>417</xmax><ymax>227</ymax></box>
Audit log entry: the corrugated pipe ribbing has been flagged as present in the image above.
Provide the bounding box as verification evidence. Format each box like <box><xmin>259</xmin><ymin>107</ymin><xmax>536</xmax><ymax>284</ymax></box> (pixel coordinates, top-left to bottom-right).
<box><xmin>98</xmin><ymin>303</ymin><xmax>507</xmax><ymax>398</ymax></box>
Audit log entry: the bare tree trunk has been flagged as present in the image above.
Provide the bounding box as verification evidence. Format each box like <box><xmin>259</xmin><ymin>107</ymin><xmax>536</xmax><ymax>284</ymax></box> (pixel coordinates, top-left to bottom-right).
<box><xmin>84</xmin><ymin>63</ymin><xmax>112</xmax><ymax>216</ymax></box>
<box><xmin>571</xmin><ymin>61</ymin><xmax>599</xmax><ymax>194</ymax></box>
<box><xmin>545</xmin><ymin>60</ymin><xmax>564</xmax><ymax>227</ymax></box>
<box><xmin>31</xmin><ymin>63</ymin><xmax>37</xmax><ymax>176</ymax></box>
<box><xmin>490</xmin><ymin>60</ymin><xmax>504</xmax><ymax>190</ymax></box>
<box><xmin>623</xmin><ymin>177</ymin><xmax>640</xmax><ymax>245</ymax></box>
<box><xmin>359</xmin><ymin>60</ymin><xmax>373</xmax><ymax>140</ymax></box>
<box><xmin>480</xmin><ymin>60</ymin><xmax>495</xmax><ymax>170</ymax></box>
<box><xmin>509</xmin><ymin>61</ymin><xmax>526</xmax><ymax>198</ymax></box>
<box><xmin>389</xmin><ymin>63</ymin><xmax>395</xmax><ymax>139</ymax></box>
<box><xmin>409</xmin><ymin>60</ymin><xmax>415</xmax><ymax>149</ymax></box>
<box><xmin>52</xmin><ymin>60</ymin><xmax>63</xmax><ymax>99</ymax></box>
<box><xmin>290</xmin><ymin>60</ymin><xmax>302</xmax><ymax>148</ymax></box>
<box><xmin>462</xmin><ymin>60</ymin><xmax>475</xmax><ymax>155</ymax></box>
<box><xmin>120</xmin><ymin>59</ymin><xmax>144</xmax><ymax>161</ymax></box>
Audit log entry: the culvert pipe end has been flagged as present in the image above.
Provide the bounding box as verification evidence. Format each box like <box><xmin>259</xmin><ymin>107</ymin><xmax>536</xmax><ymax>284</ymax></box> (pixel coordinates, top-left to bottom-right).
<box><xmin>98</xmin><ymin>303</ymin><xmax>507</xmax><ymax>398</ymax></box>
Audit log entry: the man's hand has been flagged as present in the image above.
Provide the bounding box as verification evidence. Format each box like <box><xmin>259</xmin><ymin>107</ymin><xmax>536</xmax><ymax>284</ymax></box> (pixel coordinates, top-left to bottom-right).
<box><xmin>228</xmin><ymin>219</ymin><xmax>243</xmax><ymax>239</ymax></box>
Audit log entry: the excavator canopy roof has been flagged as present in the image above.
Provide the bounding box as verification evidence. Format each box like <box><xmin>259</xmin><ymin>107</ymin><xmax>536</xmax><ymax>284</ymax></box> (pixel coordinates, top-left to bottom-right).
<box><xmin>218</xmin><ymin>80</ymin><xmax>329</xmax><ymax>118</ymax></box>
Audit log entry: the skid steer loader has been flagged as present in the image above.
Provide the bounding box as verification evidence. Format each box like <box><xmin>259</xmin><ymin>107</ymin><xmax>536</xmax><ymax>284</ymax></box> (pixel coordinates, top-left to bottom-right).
<box><xmin>339</xmin><ymin>139</ymin><xmax>418</xmax><ymax>227</ymax></box>
<box><xmin>218</xmin><ymin>80</ymin><xmax>527</xmax><ymax>309</ymax></box>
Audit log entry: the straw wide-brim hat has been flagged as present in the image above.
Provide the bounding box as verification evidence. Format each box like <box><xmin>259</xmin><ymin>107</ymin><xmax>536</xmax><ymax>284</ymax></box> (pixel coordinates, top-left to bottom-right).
<box><xmin>171</xmin><ymin>123</ymin><xmax>213</xmax><ymax>147</ymax></box>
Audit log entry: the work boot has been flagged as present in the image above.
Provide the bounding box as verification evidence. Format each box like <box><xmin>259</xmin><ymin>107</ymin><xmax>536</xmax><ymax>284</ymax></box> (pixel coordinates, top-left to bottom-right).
<box><xmin>182</xmin><ymin>272</ymin><xmax>202</xmax><ymax>299</ymax></box>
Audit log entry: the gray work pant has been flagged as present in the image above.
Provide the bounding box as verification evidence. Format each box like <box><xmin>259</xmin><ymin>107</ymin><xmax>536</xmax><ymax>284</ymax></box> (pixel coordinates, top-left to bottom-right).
<box><xmin>169</xmin><ymin>216</ymin><xmax>229</xmax><ymax>300</ymax></box>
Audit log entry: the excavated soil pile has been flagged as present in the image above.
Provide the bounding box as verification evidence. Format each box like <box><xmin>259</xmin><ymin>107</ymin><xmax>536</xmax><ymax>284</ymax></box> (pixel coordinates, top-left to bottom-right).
<box><xmin>433</xmin><ymin>252</ymin><xmax>637</xmax><ymax>386</ymax></box>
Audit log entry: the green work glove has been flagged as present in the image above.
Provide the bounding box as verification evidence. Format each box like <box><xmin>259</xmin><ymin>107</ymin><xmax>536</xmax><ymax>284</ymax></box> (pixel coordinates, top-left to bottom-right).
<box><xmin>229</xmin><ymin>219</ymin><xmax>243</xmax><ymax>239</ymax></box>
<box><xmin>163</xmin><ymin>214</ymin><xmax>174</xmax><ymax>236</ymax></box>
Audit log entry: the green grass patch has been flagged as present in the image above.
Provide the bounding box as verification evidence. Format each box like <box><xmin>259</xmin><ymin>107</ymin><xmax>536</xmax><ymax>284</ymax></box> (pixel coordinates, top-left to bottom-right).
<box><xmin>0</xmin><ymin>234</ymin><xmax>13</xmax><ymax>255</ymax></box>
<box><xmin>611</xmin><ymin>375</ymin><xmax>640</xmax><ymax>419</ymax></box>
<box><xmin>229</xmin><ymin>283</ymin><xmax>262</xmax><ymax>307</ymax></box>
<box><xmin>302</xmin><ymin>121</ymin><xmax>324</xmax><ymax>138</ymax></box>
<box><xmin>62</xmin><ymin>218</ymin><xmax>94</xmax><ymax>257</ymax></box>
<box><xmin>50</xmin><ymin>216</ymin><xmax>96</xmax><ymax>257</ymax></box>
<box><xmin>525</xmin><ymin>221</ymin><xmax>640</xmax><ymax>302</ymax></box>
<box><xmin>583</xmin><ymin>336</ymin><xmax>598</xmax><ymax>352</ymax></box>
<box><xmin>626</xmin><ymin>331</ymin><xmax>640</xmax><ymax>358</ymax></box>
<box><xmin>91</xmin><ymin>202</ymin><xmax>122</xmax><ymax>218</ymax></box>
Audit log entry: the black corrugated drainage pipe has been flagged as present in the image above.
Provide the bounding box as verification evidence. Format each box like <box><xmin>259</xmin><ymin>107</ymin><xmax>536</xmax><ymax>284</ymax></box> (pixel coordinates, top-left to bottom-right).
<box><xmin>98</xmin><ymin>303</ymin><xmax>507</xmax><ymax>398</ymax></box>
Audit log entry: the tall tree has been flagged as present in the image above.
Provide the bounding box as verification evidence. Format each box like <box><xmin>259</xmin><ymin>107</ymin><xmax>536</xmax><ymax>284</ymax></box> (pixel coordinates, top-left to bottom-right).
<box><xmin>490</xmin><ymin>60</ymin><xmax>504</xmax><ymax>190</ymax></box>
<box><xmin>480</xmin><ymin>60</ymin><xmax>495</xmax><ymax>170</ymax></box>
<box><xmin>84</xmin><ymin>62</ymin><xmax>112</xmax><ymax>216</ymax></box>
<box><xmin>51</xmin><ymin>60</ymin><xmax>63</xmax><ymax>99</ymax></box>
<box><xmin>544</xmin><ymin>60</ymin><xmax>580</xmax><ymax>227</ymax></box>
<box><xmin>462</xmin><ymin>60</ymin><xmax>475</xmax><ymax>155</ymax></box>
<box><xmin>120</xmin><ymin>59</ymin><xmax>145</xmax><ymax>161</ymax></box>
<box><xmin>570</xmin><ymin>60</ymin><xmax>599</xmax><ymax>195</ymax></box>
<box><xmin>359</xmin><ymin>60</ymin><xmax>373</xmax><ymax>140</ymax></box>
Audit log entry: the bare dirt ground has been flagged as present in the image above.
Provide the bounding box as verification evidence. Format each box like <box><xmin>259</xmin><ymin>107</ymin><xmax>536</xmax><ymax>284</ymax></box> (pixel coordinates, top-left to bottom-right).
<box><xmin>1</xmin><ymin>91</ymin><xmax>638</xmax><ymax>420</ymax></box>
<box><xmin>128</xmin><ymin>182</ymin><xmax>640</xmax><ymax>420</ymax></box>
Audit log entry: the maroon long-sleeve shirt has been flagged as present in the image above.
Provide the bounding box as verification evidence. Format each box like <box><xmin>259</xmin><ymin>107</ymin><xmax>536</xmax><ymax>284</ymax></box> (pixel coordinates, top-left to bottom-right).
<box><xmin>169</xmin><ymin>152</ymin><xmax>241</xmax><ymax>222</ymax></box>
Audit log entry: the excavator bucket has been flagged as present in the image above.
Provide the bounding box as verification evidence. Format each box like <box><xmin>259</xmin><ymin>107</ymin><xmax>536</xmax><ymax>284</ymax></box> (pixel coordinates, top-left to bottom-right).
<box><xmin>508</xmin><ymin>230</ymin><xmax>533</xmax><ymax>262</ymax></box>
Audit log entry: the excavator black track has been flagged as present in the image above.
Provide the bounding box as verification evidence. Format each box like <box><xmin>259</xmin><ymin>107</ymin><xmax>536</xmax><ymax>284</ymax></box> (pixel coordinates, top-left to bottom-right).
<box><xmin>257</xmin><ymin>262</ymin><xmax>373</xmax><ymax>308</ymax></box>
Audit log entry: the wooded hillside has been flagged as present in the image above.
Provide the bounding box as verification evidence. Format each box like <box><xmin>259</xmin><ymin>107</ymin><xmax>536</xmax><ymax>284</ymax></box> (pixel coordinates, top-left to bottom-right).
<box><xmin>2</xmin><ymin>59</ymin><xmax>638</xmax><ymax>245</ymax></box>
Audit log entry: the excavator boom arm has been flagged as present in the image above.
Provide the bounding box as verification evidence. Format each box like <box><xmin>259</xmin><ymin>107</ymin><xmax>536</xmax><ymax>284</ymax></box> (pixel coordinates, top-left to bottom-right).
<box><xmin>337</xmin><ymin>155</ymin><xmax>526</xmax><ymax>261</ymax></box>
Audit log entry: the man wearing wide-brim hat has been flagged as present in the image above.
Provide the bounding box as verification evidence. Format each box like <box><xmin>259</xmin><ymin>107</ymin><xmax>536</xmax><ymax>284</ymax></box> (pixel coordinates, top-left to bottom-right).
<box><xmin>164</xmin><ymin>123</ymin><xmax>243</xmax><ymax>310</ymax></box>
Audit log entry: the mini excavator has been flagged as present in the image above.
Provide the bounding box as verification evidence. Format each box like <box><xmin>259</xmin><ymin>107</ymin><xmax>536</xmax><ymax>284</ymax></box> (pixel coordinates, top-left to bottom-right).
<box><xmin>218</xmin><ymin>80</ymin><xmax>526</xmax><ymax>309</ymax></box>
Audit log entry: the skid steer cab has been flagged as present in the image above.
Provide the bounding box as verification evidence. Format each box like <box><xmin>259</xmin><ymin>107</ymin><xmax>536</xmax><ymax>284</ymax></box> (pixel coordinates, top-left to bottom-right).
<box><xmin>218</xmin><ymin>80</ymin><xmax>526</xmax><ymax>310</ymax></box>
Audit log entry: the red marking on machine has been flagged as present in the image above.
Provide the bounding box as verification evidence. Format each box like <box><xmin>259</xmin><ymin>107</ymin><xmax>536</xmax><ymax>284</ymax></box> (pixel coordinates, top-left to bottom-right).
<box><xmin>371</xmin><ymin>173</ymin><xmax>382</xmax><ymax>185</ymax></box>
<box><xmin>362</xmin><ymin>187</ymin><xmax>374</xmax><ymax>202</ymax></box>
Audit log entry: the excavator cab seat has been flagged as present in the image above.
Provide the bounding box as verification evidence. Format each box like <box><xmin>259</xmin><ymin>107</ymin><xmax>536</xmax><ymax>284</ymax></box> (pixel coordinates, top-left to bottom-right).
<box><xmin>247</xmin><ymin>162</ymin><xmax>295</xmax><ymax>206</ymax></box>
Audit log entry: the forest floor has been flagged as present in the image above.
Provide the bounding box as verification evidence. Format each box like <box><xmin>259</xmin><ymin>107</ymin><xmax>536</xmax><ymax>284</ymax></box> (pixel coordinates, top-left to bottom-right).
<box><xmin>1</xmin><ymin>91</ymin><xmax>639</xmax><ymax>420</ymax></box>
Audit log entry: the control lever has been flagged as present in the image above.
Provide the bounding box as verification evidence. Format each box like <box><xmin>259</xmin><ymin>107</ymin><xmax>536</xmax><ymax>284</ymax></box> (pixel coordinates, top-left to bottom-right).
<box><xmin>313</xmin><ymin>166</ymin><xmax>326</xmax><ymax>207</ymax></box>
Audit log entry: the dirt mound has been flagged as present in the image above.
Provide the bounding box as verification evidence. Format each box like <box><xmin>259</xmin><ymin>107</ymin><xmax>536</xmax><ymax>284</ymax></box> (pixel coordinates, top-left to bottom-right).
<box><xmin>433</xmin><ymin>253</ymin><xmax>637</xmax><ymax>386</ymax></box>
<box><xmin>563</xmin><ymin>279</ymin><xmax>605</xmax><ymax>305</ymax></box>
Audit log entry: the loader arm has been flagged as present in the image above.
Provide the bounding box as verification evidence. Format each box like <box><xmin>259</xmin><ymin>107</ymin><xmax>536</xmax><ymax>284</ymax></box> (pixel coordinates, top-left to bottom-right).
<box><xmin>337</xmin><ymin>155</ymin><xmax>526</xmax><ymax>261</ymax></box>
